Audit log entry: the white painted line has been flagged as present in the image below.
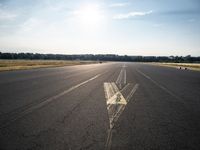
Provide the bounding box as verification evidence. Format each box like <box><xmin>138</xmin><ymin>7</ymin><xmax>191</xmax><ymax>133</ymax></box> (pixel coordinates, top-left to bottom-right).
<box><xmin>104</xmin><ymin>82</ymin><xmax>139</xmax><ymax>129</ymax></box>
<box><xmin>116</xmin><ymin>68</ymin><xmax>123</xmax><ymax>89</ymax></box>
<box><xmin>105</xmin><ymin>129</ymin><xmax>113</xmax><ymax>150</ymax></box>
<box><xmin>124</xmin><ymin>69</ymin><xmax>126</xmax><ymax>84</ymax></box>
<box><xmin>1</xmin><ymin>74</ymin><xmax>101</xmax><ymax>129</ymax></box>
<box><xmin>111</xmin><ymin>83</ymin><xmax>117</xmax><ymax>97</ymax></box>
<box><xmin>104</xmin><ymin>83</ymin><xmax>122</xmax><ymax>110</ymax></box>
<box><xmin>126</xmin><ymin>84</ymin><xmax>139</xmax><ymax>102</ymax></box>
<box><xmin>112</xmin><ymin>82</ymin><xmax>119</xmax><ymax>94</ymax></box>
<box><xmin>105</xmin><ymin>83</ymin><xmax>139</xmax><ymax>150</ymax></box>
<box><xmin>136</xmin><ymin>69</ymin><xmax>181</xmax><ymax>100</ymax></box>
<box><xmin>116</xmin><ymin>66</ymin><xmax>127</xmax><ymax>90</ymax></box>
<box><xmin>103</xmin><ymin>83</ymin><xmax>109</xmax><ymax>100</ymax></box>
<box><xmin>120</xmin><ymin>83</ymin><xmax>130</xmax><ymax>93</ymax></box>
<box><xmin>104</xmin><ymin>65</ymin><xmax>139</xmax><ymax>150</ymax></box>
<box><xmin>116</xmin><ymin>69</ymin><xmax>122</xmax><ymax>84</ymax></box>
<box><xmin>109</xmin><ymin>84</ymin><xmax>139</xmax><ymax>129</ymax></box>
<box><xmin>104</xmin><ymin>82</ymin><xmax>119</xmax><ymax>100</ymax></box>
<box><xmin>110</xmin><ymin>104</ymin><xmax>125</xmax><ymax>128</ymax></box>
<box><xmin>107</xmin><ymin>91</ymin><xmax>127</xmax><ymax>105</ymax></box>
<box><xmin>136</xmin><ymin>69</ymin><xmax>151</xmax><ymax>79</ymax></box>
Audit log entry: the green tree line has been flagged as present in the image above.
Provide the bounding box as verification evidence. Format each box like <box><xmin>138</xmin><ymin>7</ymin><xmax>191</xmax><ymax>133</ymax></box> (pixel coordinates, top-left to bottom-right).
<box><xmin>0</xmin><ymin>52</ymin><xmax>199</xmax><ymax>63</ymax></box>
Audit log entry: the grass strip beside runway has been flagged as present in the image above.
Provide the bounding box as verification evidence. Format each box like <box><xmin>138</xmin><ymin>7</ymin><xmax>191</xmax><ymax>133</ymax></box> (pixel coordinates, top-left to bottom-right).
<box><xmin>152</xmin><ymin>62</ymin><xmax>200</xmax><ymax>71</ymax></box>
<box><xmin>0</xmin><ymin>60</ymin><xmax>98</xmax><ymax>71</ymax></box>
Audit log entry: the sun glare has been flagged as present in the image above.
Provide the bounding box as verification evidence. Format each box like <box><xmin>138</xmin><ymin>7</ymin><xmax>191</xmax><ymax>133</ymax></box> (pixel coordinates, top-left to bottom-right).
<box><xmin>76</xmin><ymin>4</ymin><xmax>103</xmax><ymax>27</ymax></box>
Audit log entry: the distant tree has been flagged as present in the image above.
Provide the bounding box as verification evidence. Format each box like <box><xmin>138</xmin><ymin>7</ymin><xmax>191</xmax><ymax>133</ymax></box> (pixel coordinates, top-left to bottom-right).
<box><xmin>0</xmin><ymin>52</ymin><xmax>199</xmax><ymax>63</ymax></box>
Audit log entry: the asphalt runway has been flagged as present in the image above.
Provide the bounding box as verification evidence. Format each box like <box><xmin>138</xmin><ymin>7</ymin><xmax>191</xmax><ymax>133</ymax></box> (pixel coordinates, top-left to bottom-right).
<box><xmin>0</xmin><ymin>62</ymin><xmax>200</xmax><ymax>150</ymax></box>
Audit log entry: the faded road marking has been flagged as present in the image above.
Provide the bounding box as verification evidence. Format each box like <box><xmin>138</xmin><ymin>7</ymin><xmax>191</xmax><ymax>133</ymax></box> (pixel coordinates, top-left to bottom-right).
<box><xmin>0</xmin><ymin>74</ymin><xmax>101</xmax><ymax>129</ymax></box>
<box><xmin>124</xmin><ymin>69</ymin><xmax>126</xmax><ymax>84</ymax></box>
<box><xmin>126</xmin><ymin>84</ymin><xmax>139</xmax><ymax>102</ymax></box>
<box><xmin>104</xmin><ymin>82</ymin><xmax>139</xmax><ymax>150</ymax></box>
<box><xmin>105</xmin><ymin>129</ymin><xmax>113</xmax><ymax>150</ymax></box>
<box><xmin>105</xmin><ymin>64</ymin><xmax>139</xmax><ymax>150</ymax></box>
<box><xmin>116</xmin><ymin>65</ymin><xmax>127</xmax><ymax>89</ymax></box>
<box><xmin>136</xmin><ymin>69</ymin><xmax>181</xmax><ymax>100</ymax></box>
<box><xmin>104</xmin><ymin>82</ymin><xmax>128</xmax><ymax>128</ymax></box>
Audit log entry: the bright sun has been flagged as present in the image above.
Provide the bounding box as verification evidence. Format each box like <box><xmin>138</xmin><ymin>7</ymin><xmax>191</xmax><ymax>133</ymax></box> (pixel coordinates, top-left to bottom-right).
<box><xmin>76</xmin><ymin>4</ymin><xmax>103</xmax><ymax>27</ymax></box>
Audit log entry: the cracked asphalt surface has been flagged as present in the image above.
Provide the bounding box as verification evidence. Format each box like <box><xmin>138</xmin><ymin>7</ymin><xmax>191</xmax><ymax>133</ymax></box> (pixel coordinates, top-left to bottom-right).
<box><xmin>0</xmin><ymin>62</ymin><xmax>200</xmax><ymax>150</ymax></box>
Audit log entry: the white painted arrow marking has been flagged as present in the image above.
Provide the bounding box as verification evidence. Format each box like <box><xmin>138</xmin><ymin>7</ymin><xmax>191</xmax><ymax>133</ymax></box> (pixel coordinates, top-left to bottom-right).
<box><xmin>105</xmin><ymin>64</ymin><xmax>139</xmax><ymax>150</ymax></box>
<box><xmin>104</xmin><ymin>82</ymin><xmax>139</xmax><ymax>129</ymax></box>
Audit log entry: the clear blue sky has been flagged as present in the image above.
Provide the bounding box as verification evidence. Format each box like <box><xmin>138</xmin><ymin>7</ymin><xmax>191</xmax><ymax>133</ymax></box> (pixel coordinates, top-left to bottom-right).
<box><xmin>0</xmin><ymin>0</ymin><xmax>200</xmax><ymax>56</ymax></box>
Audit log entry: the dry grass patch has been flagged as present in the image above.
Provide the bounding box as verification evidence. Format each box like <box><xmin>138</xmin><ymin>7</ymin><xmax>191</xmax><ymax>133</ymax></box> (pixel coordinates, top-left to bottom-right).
<box><xmin>0</xmin><ymin>60</ymin><xmax>97</xmax><ymax>71</ymax></box>
<box><xmin>152</xmin><ymin>62</ymin><xmax>200</xmax><ymax>71</ymax></box>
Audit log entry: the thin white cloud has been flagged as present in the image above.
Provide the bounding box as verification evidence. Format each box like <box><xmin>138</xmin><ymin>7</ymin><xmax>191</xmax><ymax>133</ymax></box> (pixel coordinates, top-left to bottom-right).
<box><xmin>109</xmin><ymin>2</ymin><xmax>129</xmax><ymax>7</ymax></box>
<box><xmin>0</xmin><ymin>9</ymin><xmax>18</xmax><ymax>21</ymax></box>
<box><xmin>114</xmin><ymin>10</ymin><xmax>153</xmax><ymax>19</ymax></box>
